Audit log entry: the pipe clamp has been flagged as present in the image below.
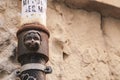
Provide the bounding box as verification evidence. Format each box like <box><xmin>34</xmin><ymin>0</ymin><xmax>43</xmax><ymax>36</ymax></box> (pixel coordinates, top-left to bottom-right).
<box><xmin>20</xmin><ymin>63</ymin><xmax>52</xmax><ymax>74</ymax></box>
<box><xmin>21</xmin><ymin>63</ymin><xmax>46</xmax><ymax>72</ymax></box>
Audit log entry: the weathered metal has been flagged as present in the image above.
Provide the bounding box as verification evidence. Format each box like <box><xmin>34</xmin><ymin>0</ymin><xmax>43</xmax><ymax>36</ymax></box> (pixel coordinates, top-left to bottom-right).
<box><xmin>16</xmin><ymin>23</ymin><xmax>51</xmax><ymax>80</ymax></box>
<box><xmin>17</xmin><ymin>23</ymin><xmax>49</xmax><ymax>63</ymax></box>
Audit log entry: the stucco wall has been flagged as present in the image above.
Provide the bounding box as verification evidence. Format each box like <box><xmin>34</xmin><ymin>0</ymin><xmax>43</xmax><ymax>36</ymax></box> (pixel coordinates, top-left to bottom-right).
<box><xmin>0</xmin><ymin>0</ymin><xmax>120</xmax><ymax>80</ymax></box>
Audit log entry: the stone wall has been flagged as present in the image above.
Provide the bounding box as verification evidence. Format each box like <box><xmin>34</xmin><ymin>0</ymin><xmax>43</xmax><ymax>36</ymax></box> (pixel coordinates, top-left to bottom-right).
<box><xmin>0</xmin><ymin>0</ymin><xmax>120</xmax><ymax>80</ymax></box>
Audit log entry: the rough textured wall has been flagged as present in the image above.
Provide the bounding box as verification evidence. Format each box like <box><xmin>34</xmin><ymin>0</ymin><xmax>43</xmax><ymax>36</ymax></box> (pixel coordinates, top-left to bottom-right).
<box><xmin>64</xmin><ymin>0</ymin><xmax>120</xmax><ymax>19</ymax></box>
<box><xmin>0</xmin><ymin>0</ymin><xmax>120</xmax><ymax>80</ymax></box>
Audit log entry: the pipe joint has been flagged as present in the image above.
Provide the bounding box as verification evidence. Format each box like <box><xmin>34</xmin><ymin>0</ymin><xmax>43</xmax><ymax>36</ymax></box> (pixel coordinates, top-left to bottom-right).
<box><xmin>16</xmin><ymin>0</ymin><xmax>50</xmax><ymax>80</ymax></box>
<box><xmin>17</xmin><ymin>23</ymin><xmax>49</xmax><ymax>64</ymax></box>
<box><xmin>16</xmin><ymin>23</ymin><xmax>51</xmax><ymax>80</ymax></box>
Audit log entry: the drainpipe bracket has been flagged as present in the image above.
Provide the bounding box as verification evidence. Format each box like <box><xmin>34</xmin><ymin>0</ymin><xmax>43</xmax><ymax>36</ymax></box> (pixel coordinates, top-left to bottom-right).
<box><xmin>21</xmin><ymin>63</ymin><xmax>46</xmax><ymax>72</ymax></box>
<box><xmin>15</xmin><ymin>63</ymin><xmax>52</xmax><ymax>77</ymax></box>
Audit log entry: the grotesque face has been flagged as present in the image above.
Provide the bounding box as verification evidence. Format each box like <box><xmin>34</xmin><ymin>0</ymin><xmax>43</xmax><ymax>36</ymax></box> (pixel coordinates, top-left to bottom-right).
<box><xmin>24</xmin><ymin>30</ymin><xmax>42</xmax><ymax>51</ymax></box>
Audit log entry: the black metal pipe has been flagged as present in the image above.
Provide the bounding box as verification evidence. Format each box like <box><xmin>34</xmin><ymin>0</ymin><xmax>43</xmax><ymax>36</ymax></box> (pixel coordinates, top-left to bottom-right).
<box><xmin>16</xmin><ymin>23</ymin><xmax>51</xmax><ymax>80</ymax></box>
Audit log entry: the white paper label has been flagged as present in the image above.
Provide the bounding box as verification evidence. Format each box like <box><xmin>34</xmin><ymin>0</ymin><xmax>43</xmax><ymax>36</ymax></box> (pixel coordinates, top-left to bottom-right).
<box><xmin>21</xmin><ymin>0</ymin><xmax>47</xmax><ymax>25</ymax></box>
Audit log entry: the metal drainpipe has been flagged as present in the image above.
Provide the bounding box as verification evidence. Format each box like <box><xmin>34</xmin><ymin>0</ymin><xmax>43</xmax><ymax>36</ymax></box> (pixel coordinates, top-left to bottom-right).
<box><xmin>16</xmin><ymin>0</ymin><xmax>52</xmax><ymax>80</ymax></box>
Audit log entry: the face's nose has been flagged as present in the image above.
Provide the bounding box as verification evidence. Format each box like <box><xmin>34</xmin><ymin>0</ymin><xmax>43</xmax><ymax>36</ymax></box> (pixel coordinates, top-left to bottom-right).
<box><xmin>31</xmin><ymin>39</ymin><xmax>34</xmax><ymax>42</ymax></box>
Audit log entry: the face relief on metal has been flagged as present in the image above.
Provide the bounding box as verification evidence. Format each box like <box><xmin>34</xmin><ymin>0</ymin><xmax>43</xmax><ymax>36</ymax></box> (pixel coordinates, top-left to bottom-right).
<box><xmin>24</xmin><ymin>30</ymin><xmax>42</xmax><ymax>51</ymax></box>
<box><xmin>16</xmin><ymin>0</ymin><xmax>51</xmax><ymax>79</ymax></box>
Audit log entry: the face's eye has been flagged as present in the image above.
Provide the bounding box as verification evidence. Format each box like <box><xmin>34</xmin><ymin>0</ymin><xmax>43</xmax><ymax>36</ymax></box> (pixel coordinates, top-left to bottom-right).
<box><xmin>25</xmin><ymin>35</ymin><xmax>32</xmax><ymax>41</ymax></box>
<box><xmin>33</xmin><ymin>34</ymin><xmax>40</xmax><ymax>40</ymax></box>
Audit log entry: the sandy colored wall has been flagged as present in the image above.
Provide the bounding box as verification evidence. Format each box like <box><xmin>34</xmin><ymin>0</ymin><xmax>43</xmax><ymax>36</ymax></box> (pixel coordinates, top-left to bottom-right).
<box><xmin>0</xmin><ymin>0</ymin><xmax>120</xmax><ymax>80</ymax></box>
<box><xmin>96</xmin><ymin>0</ymin><xmax>120</xmax><ymax>7</ymax></box>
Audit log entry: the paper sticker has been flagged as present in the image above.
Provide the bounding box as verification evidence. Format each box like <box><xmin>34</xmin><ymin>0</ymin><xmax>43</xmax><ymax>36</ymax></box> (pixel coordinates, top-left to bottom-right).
<box><xmin>21</xmin><ymin>0</ymin><xmax>47</xmax><ymax>25</ymax></box>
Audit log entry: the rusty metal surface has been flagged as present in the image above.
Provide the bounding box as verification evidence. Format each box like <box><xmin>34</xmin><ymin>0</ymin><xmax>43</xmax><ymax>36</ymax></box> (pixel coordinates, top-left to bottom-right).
<box><xmin>17</xmin><ymin>23</ymin><xmax>50</xmax><ymax>37</ymax></box>
<box><xmin>17</xmin><ymin>23</ymin><xmax>49</xmax><ymax>63</ymax></box>
<box><xmin>16</xmin><ymin>23</ymin><xmax>51</xmax><ymax>80</ymax></box>
<box><xmin>17</xmin><ymin>30</ymin><xmax>49</xmax><ymax>63</ymax></box>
